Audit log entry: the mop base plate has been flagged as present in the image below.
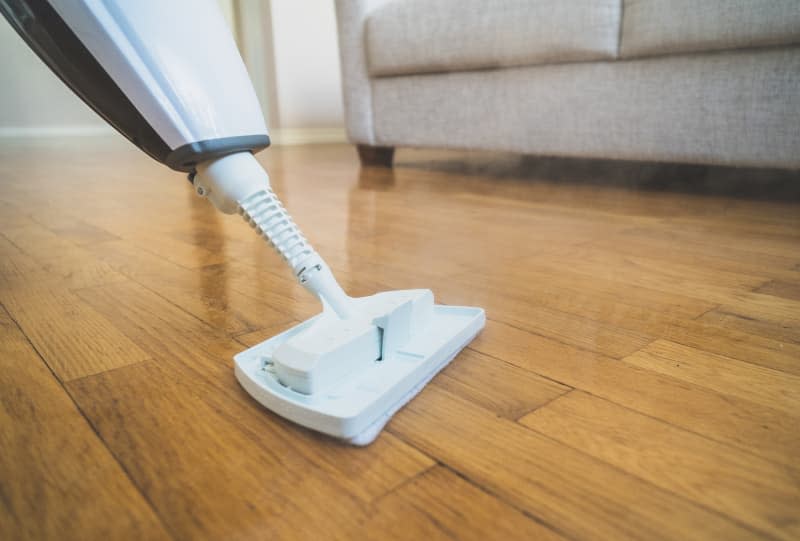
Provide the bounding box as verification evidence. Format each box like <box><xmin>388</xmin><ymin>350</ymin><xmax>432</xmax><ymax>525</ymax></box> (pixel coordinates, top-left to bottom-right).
<box><xmin>233</xmin><ymin>297</ymin><xmax>484</xmax><ymax>445</ymax></box>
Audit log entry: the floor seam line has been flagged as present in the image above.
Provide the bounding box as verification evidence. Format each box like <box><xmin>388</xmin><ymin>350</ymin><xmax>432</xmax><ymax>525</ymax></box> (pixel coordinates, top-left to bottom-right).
<box><xmin>0</xmin><ymin>303</ymin><xmax>178</xmax><ymax>541</ymax></box>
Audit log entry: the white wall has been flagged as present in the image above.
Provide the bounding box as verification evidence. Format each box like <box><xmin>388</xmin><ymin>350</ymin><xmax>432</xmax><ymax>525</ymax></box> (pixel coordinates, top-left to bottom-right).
<box><xmin>0</xmin><ymin>19</ymin><xmax>108</xmax><ymax>135</ymax></box>
<box><xmin>268</xmin><ymin>0</ymin><xmax>346</xmax><ymax>142</ymax></box>
<box><xmin>0</xmin><ymin>0</ymin><xmax>346</xmax><ymax>143</ymax></box>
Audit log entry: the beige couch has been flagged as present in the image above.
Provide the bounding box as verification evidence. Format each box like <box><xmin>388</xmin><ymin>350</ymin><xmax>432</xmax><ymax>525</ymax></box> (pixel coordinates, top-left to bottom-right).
<box><xmin>335</xmin><ymin>0</ymin><xmax>800</xmax><ymax>168</ymax></box>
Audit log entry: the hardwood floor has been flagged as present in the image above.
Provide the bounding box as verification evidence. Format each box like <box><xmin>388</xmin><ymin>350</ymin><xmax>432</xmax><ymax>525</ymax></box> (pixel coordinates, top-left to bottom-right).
<box><xmin>1</xmin><ymin>137</ymin><xmax>799</xmax><ymax>540</ymax></box>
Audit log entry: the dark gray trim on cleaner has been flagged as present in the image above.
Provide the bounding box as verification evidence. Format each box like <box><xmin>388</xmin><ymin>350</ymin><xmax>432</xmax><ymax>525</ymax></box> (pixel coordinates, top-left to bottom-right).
<box><xmin>166</xmin><ymin>134</ymin><xmax>271</xmax><ymax>172</ymax></box>
<box><xmin>0</xmin><ymin>0</ymin><xmax>270</xmax><ymax>173</ymax></box>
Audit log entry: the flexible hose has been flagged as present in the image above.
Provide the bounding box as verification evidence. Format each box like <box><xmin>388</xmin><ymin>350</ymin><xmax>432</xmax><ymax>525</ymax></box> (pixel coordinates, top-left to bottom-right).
<box><xmin>238</xmin><ymin>188</ymin><xmax>316</xmax><ymax>275</ymax></box>
<box><xmin>237</xmin><ymin>189</ymin><xmax>353</xmax><ymax>318</ymax></box>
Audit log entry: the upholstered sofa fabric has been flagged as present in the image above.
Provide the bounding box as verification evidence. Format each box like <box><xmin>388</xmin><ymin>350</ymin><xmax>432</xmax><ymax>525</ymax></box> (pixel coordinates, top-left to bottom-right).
<box><xmin>365</xmin><ymin>0</ymin><xmax>621</xmax><ymax>77</ymax></box>
<box><xmin>369</xmin><ymin>48</ymin><xmax>800</xmax><ymax>168</ymax></box>
<box><xmin>335</xmin><ymin>0</ymin><xmax>800</xmax><ymax>168</ymax></box>
<box><xmin>622</xmin><ymin>0</ymin><xmax>800</xmax><ymax>58</ymax></box>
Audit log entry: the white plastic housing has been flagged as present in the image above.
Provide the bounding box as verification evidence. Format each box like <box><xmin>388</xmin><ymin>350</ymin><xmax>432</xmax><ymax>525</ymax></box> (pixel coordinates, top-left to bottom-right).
<box><xmin>272</xmin><ymin>289</ymin><xmax>434</xmax><ymax>395</ymax></box>
<box><xmin>48</xmin><ymin>0</ymin><xmax>267</xmax><ymax>149</ymax></box>
<box><xmin>194</xmin><ymin>152</ymin><xmax>270</xmax><ymax>214</ymax></box>
<box><xmin>234</xmin><ymin>290</ymin><xmax>485</xmax><ymax>445</ymax></box>
<box><xmin>273</xmin><ymin>319</ymin><xmax>382</xmax><ymax>395</ymax></box>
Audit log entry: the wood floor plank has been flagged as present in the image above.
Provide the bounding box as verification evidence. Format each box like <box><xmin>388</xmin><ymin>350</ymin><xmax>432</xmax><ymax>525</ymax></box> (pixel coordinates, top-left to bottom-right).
<box><xmin>24</xmin><ymin>206</ymin><xmax>120</xmax><ymax>246</ymax></box>
<box><xmin>451</xmin><ymin>265</ymin><xmax>717</xmax><ymax>321</ymax></box>
<box><xmin>709</xmin><ymin>302</ymin><xmax>800</xmax><ymax>346</ymax></box>
<box><xmin>74</xmin><ymin>278</ymin><xmax>282</xmax><ymax>377</ymax></box>
<box><xmin>83</xmin><ymin>238</ymin><xmax>201</xmax><ymax>280</ymax></box>
<box><xmin>521</xmin><ymin>391</ymin><xmax>800</xmax><ymax>540</ymax></box>
<box><xmin>3</xmin><ymin>223</ymin><xmax>85</xmax><ymax>262</ymax></box>
<box><xmin>0</xmin><ymin>283</ymin><xmax>150</xmax><ymax>382</ymax></box>
<box><xmin>542</xmin><ymin>245</ymin><xmax>769</xmax><ymax>292</ymax></box>
<box><xmin>365</xmin><ymin>466</ymin><xmax>567</xmax><ymax>540</ymax></box>
<box><xmin>235</xmin><ymin>320</ymin><xmax>303</xmax><ymax>346</ymax></box>
<box><xmin>82</xmin><ymin>240</ymin><xmax>292</xmax><ymax>336</ymax></box>
<box><xmin>45</xmin><ymin>219</ymin><xmax>119</xmax><ymax>245</ymax></box>
<box><xmin>1</xmin><ymin>225</ymin><xmax>126</xmax><ymax>290</ymax></box>
<box><xmin>699</xmin><ymin>309</ymin><xmax>800</xmax><ymax>345</ymax></box>
<box><xmin>43</xmin><ymin>253</ymin><xmax>128</xmax><ymax>290</ymax></box>
<box><xmin>434</xmin><ymin>348</ymin><xmax>571</xmax><ymax>419</ymax></box>
<box><xmin>432</xmin><ymin>278</ymin><xmax>664</xmax><ymax>358</ymax></box>
<box><xmin>516</xmin><ymin>249</ymin><xmax>767</xmax><ymax>306</ymax></box>
<box><xmin>0</xmin><ymin>306</ymin><xmax>170</xmax><ymax>541</ymax></box>
<box><xmin>0</xmin><ymin>235</ymin><xmax>46</xmax><ymax>291</ymax></box>
<box><xmin>453</xmin><ymin>256</ymin><xmax>799</xmax><ymax>372</ymax></box>
<box><xmin>616</xmin><ymin>225</ymin><xmax>800</xmax><ymax>260</ymax></box>
<box><xmin>389</xmin><ymin>385</ymin><xmax>760</xmax><ymax>541</ymax></box>
<box><xmin>580</xmin><ymin>307</ymin><xmax>800</xmax><ymax>376</ymax></box>
<box><xmin>719</xmin><ymin>292</ymin><xmax>800</xmax><ymax>327</ymax></box>
<box><xmin>471</xmin><ymin>320</ymin><xmax>800</xmax><ymax>467</ymax></box>
<box><xmin>757</xmin><ymin>280</ymin><xmax>800</xmax><ymax>301</ymax></box>
<box><xmin>126</xmin><ymin>228</ymin><xmax>229</xmax><ymax>269</ymax></box>
<box><xmin>624</xmin><ymin>340</ymin><xmax>800</xmax><ymax>414</ymax></box>
<box><xmin>590</xmin><ymin>233</ymin><xmax>800</xmax><ymax>284</ymax></box>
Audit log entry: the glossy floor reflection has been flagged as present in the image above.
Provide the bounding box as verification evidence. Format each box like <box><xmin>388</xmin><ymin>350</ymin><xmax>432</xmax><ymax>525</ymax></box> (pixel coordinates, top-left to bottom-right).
<box><xmin>1</xmin><ymin>137</ymin><xmax>799</xmax><ymax>540</ymax></box>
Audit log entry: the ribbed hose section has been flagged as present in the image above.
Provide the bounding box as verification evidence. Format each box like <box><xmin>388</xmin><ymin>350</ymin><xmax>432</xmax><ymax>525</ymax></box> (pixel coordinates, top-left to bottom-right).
<box><xmin>237</xmin><ymin>189</ymin><xmax>318</xmax><ymax>276</ymax></box>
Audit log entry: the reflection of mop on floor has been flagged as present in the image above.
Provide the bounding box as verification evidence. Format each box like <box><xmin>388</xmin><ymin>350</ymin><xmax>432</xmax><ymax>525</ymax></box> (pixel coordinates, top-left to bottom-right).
<box><xmin>3</xmin><ymin>0</ymin><xmax>484</xmax><ymax>445</ymax></box>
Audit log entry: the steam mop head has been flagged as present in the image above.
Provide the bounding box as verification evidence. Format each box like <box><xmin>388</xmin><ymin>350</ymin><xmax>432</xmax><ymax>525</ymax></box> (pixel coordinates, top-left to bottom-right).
<box><xmin>234</xmin><ymin>289</ymin><xmax>484</xmax><ymax>445</ymax></box>
<box><xmin>192</xmin><ymin>156</ymin><xmax>485</xmax><ymax>445</ymax></box>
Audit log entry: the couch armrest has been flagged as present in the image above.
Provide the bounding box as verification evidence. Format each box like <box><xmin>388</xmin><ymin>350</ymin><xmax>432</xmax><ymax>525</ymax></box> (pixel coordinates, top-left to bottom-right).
<box><xmin>335</xmin><ymin>0</ymin><xmax>393</xmax><ymax>145</ymax></box>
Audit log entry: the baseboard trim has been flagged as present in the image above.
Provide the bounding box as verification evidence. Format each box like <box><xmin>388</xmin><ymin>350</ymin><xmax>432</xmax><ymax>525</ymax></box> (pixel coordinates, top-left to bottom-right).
<box><xmin>0</xmin><ymin>125</ymin><xmax>115</xmax><ymax>137</ymax></box>
<box><xmin>269</xmin><ymin>128</ymin><xmax>347</xmax><ymax>146</ymax></box>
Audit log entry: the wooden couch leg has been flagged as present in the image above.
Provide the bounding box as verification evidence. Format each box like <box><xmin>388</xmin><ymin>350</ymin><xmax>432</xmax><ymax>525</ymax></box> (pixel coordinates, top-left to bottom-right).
<box><xmin>357</xmin><ymin>144</ymin><xmax>395</xmax><ymax>167</ymax></box>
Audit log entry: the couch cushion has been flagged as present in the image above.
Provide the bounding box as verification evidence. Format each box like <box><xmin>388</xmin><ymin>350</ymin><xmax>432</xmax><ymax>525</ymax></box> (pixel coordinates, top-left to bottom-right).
<box><xmin>621</xmin><ymin>0</ymin><xmax>800</xmax><ymax>58</ymax></box>
<box><xmin>370</xmin><ymin>48</ymin><xmax>800</xmax><ymax>168</ymax></box>
<box><xmin>365</xmin><ymin>0</ymin><xmax>621</xmax><ymax>77</ymax></box>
